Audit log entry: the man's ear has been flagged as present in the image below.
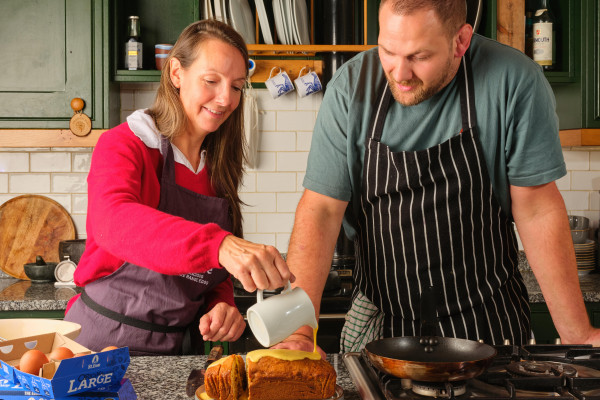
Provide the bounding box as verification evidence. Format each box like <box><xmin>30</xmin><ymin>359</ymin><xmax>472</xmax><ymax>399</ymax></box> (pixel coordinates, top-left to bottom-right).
<box><xmin>455</xmin><ymin>23</ymin><xmax>474</xmax><ymax>58</ymax></box>
<box><xmin>170</xmin><ymin>57</ymin><xmax>183</xmax><ymax>89</ymax></box>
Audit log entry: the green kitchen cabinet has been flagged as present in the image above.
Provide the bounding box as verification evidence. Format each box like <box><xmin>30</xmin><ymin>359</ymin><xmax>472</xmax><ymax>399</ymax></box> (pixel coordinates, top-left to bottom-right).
<box><xmin>0</xmin><ymin>0</ymin><xmax>118</xmax><ymax>129</ymax></box>
<box><xmin>583</xmin><ymin>0</ymin><xmax>600</xmax><ymax>128</ymax></box>
<box><xmin>111</xmin><ymin>0</ymin><xmax>200</xmax><ymax>82</ymax></box>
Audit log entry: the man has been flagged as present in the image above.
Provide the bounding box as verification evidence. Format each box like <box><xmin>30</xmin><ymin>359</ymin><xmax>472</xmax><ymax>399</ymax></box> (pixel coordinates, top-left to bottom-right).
<box><xmin>275</xmin><ymin>0</ymin><xmax>600</xmax><ymax>353</ymax></box>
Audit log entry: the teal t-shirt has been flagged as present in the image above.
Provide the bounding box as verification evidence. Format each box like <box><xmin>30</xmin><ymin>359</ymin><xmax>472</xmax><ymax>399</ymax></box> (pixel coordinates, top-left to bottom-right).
<box><xmin>303</xmin><ymin>34</ymin><xmax>566</xmax><ymax>239</ymax></box>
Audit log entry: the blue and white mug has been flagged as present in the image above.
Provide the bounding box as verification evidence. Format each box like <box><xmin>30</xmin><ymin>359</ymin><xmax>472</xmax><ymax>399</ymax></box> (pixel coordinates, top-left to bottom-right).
<box><xmin>294</xmin><ymin>67</ymin><xmax>323</xmax><ymax>98</ymax></box>
<box><xmin>265</xmin><ymin>67</ymin><xmax>295</xmax><ymax>99</ymax></box>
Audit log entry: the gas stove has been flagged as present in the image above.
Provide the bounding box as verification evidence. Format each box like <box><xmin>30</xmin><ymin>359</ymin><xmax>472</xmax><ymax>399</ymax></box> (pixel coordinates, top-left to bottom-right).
<box><xmin>344</xmin><ymin>343</ymin><xmax>600</xmax><ymax>399</ymax></box>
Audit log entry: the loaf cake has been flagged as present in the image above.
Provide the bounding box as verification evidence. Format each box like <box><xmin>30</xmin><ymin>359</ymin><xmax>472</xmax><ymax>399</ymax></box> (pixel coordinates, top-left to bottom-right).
<box><xmin>203</xmin><ymin>350</ymin><xmax>336</xmax><ymax>400</ymax></box>
<box><xmin>205</xmin><ymin>354</ymin><xmax>247</xmax><ymax>400</ymax></box>
<box><xmin>246</xmin><ymin>349</ymin><xmax>337</xmax><ymax>400</ymax></box>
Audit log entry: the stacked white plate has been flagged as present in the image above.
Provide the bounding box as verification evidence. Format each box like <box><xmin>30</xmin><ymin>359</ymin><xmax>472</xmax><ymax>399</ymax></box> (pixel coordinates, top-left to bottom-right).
<box><xmin>203</xmin><ymin>0</ymin><xmax>256</xmax><ymax>44</ymax></box>
<box><xmin>271</xmin><ymin>0</ymin><xmax>310</xmax><ymax>45</ymax></box>
<box><xmin>574</xmin><ymin>239</ymin><xmax>596</xmax><ymax>275</ymax></box>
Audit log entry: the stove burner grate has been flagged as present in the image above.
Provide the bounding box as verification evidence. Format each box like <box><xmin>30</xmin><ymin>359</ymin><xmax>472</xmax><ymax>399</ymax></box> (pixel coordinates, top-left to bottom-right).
<box><xmin>506</xmin><ymin>361</ymin><xmax>578</xmax><ymax>378</ymax></box>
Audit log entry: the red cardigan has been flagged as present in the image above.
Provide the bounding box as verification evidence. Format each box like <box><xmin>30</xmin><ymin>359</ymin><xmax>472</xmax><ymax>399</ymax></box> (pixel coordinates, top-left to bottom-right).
<box><xmin>67</xmin><ymin>123</ymin><xmax>234</xmax><ymax>312</ymax></box>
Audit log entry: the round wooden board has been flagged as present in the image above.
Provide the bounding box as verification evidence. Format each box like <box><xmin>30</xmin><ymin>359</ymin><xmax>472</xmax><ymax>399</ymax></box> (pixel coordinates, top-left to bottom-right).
<box><xmin>0</xmin><ymin>195</ymin><xmax>75</xmax><ymax>280</ymax></box>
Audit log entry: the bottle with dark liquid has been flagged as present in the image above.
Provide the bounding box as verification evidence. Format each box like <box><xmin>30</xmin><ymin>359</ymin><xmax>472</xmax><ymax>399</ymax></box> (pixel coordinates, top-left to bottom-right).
<box><xmin>125</xmin><ymin>16</ymin><xmax>143</xmax><ymax>70</ymax></box>
<box><xmin>532</xmin><ymin>0</ymin><xmax>554</xmax><ymax>70</ymax></box>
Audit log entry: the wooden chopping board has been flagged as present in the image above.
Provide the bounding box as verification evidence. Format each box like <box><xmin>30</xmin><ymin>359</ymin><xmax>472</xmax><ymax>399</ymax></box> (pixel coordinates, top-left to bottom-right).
<box><xmin>0</xmin><ymin>195</ymin><xmax>75</xmax><ymax>280</ymax></box>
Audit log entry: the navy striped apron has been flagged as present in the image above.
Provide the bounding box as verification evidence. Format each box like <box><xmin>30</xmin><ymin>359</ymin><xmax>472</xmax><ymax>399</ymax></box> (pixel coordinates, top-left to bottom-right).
<box><xmin>353</xmin><ymin>53</ymin><xmax>531</xmax><ymax>345</ymax></box>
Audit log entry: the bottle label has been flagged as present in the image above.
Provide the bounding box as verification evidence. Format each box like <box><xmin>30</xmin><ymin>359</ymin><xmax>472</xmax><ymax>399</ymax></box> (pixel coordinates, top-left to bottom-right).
<box><xmin>533</xmin><ymin>21</ymin><xmax>552</xmax><ymax>66</ymax></box>
<box><xmin>125</xmin><ymin>42</ymin><xmax>143</xmax><ymax>70</ymax></box>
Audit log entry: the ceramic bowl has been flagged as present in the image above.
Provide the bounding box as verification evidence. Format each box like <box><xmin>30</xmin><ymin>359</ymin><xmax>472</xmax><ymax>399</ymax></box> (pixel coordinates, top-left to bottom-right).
<box><xmin>568</xmin><ymin>215</ymin><xmax>590</xmax><ymax>230</ymax></box>
<box><xmin>571</xmin><ymin>228</ymin><xmax>590</xmax><ymax>244</ymax></box>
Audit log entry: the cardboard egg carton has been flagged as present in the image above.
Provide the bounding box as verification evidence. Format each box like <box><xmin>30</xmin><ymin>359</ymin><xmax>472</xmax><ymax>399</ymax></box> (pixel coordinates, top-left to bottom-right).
<box><xmin>0</xmin><ymin>332</ymin><xmax>131</xmax><ymax>399</ymax></box>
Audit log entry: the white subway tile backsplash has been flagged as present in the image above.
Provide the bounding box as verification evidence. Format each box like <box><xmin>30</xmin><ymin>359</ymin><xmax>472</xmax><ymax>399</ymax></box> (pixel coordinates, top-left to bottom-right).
<box><xmin>555</xmin><ymin>173</ymin><xmax>570</xmax><ymax>191</ymax></box>
<box><xmin>277</xmin><ymin>192</ymin><xmax>303</xmax><ymax>212</ymax></box>
<box><xmin>257</xmin><ymin>172</ymin><xmax>297</xmax><ymax>192</ymax></box>
<box><xmin>240</xmin><ymin>192</ymin><xmax>277</xmax><ymax>213</ymax></box>
<box><xmin>257</xmin><ymin>89</ymin><xmax>297</xmax><ymax>111</ymax></box>
<box><xmin>257</xmin><ymin>212</ymin><xmax>295</xmax><ymax>232</ymax></box>
<box><xmin>240</xmin><ymin>172</ymin><xmax>257</xmax><ymax>192</ymax></box>
<box><xmin>71</xmin><ymin>214</ymin><xmax>87</xmax><ymax>239</ymax></box>
<box><xmin>30</xmin><ymin>152</ymin><xmax>70</xmax><ymax>172</ymax></box>
<box><xmin>72</xmin><ymin>194</ymin><xmax>88</xmax><ymax>214</ymax></box>
<box><xmin>120</xmin><ymin>90</ymin><xmax>135</xmax><ymax>111</ymax></box>
<box><xmin>46</xmin><ymin>194</ymin><xmax>71</xmax><ymax>213</ymax></box>
<box><xmin>563</xmin><ymin>150</ymin><xmax>590</xmax><ymax>170</ymax></box>
<box><xmin>297</xmin><ymin>131</ymin><xmax>313</xmax><ymax>151</ymax></box>
<box><xmin>276</xmin><ymin>152</ymin><xmax>308</xmax><ymax>171</ymax></box>
<box><xmin>276</xmin><ymin>111</ymin><xmax>316</xmax><ymax>131</ymax></box>
<box><xmin>0</xmin><ymin>195</ymin><xmax>17</xmax><ymax>204</ymax></box>
<box><xmin>591</xmin><ymin>191</ymin><xmax>600</xmax><ymax>212</ymax></box>
<box><xmin>276</xmin><ymin>233</ymin><xmax>291</xmax><ymax>253</ymax></box>
<box><xmin>243</xmin><ymin>214</ymin><xmax>257</xmax><ymax>233</ymax></box>
<box><xmin>297</xmin><ymin>173</ymin><xmax>306</xmax><ymax>192</ymax></box>
<box><xmin>0</xmin><ymin>174</ymin><xmax>7</xmax><ymax>193</ymax></box>
<box><xmin>135</xmin><ymin>90</ymin><xmax>158</xmax><ymax>109</ymax></box>
<box><xmin>0</xmin><ymin>153</ymin><xmax>29</xmax><ymax>172</ymax></box>
<box><xmin>52</xmin><ymin>173</ymin><xmax>87</xmax><ymax>193</ymax></box>
<box><xmin>561</xmin><ymin>190</ymin><xmax>591</xmax><ymax>211</ymax></box>
<box><xmin>253</xmin><ymin>152</ymin><xmax>276</xmax><ymax>172</ymax></box>
<box><xmin>258</xmin><ymin>111</ymin><xmax>276</xmax><ymax>131</ymax></box>
<box><xmin>571</xmin><ymin>171</ymin><xmax>600</xmax><ymax>190</ymax></box>
<box><xmin>73</xmin><ymin>153</ymin><xmax>92</xmax><ymax>173</ymax></box>
<box><xmin>10</xmin><ymin>174</ymin><xmax>50</xmax><ymax>193</ymax></box>
<box><xmin>244</xmin><ymin>233</ymin><xmax>276</xmax><ymax>247</ymax></box>
<box><xmin>296</xmin><ymin>92</ymin><xmax>323</xmax><ymax>111</ymax></box>
<box><xmin>591</xmin><ymin>151</ymin><xmax>600</xmax><ymax>170</ymax></box>
<box><xmin>259</xmin><ymin>131</ymin><xmax>296</xmax><ymax>151</ymax></box>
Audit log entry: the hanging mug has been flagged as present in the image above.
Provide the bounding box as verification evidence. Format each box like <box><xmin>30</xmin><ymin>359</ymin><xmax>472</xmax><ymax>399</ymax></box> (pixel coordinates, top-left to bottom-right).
<box><xmin>264</xmin><ymin>67</ymin><xmax>295</xmax><ymax>99</ymax></box>
<box><xmin>294</xmin><ymin>67</ymin><xmax>323</xmax><ymax>98</ymax></box>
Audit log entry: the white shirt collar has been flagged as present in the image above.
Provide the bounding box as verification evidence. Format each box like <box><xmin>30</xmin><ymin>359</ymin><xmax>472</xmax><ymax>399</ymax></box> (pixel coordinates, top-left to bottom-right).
<box><xmin>126</xmin><ymin>109</ymin><xmax>206</xmax><ymax>174</ymax></box>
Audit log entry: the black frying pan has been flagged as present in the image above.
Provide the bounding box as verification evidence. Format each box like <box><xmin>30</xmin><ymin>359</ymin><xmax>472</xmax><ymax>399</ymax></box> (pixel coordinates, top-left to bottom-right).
<box><xmin>364</xmin><ymin>336</ymin><xmax>497</xmax><ymax>382</ymax></box>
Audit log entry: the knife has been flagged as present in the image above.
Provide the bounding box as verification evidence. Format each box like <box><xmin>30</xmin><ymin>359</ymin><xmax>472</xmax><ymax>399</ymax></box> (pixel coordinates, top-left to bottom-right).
<box><xmin>185</xmin><ymin>345</ymin><xmax>224</xmax><ymax>397</ymax></box>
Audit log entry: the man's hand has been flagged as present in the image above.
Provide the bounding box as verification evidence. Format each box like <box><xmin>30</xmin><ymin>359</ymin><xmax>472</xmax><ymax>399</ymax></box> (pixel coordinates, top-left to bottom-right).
<box><xmin>271</xmin><ymin>333</ymin><xmax>327</xmax><ymax>360</ymax></box>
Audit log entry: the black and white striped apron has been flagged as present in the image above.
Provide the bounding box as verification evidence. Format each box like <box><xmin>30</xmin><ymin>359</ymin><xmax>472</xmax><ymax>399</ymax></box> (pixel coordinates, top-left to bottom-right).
<box><xmin>349</xmin><ymin>53</ymin><xmax>530</xmax><ymax>347</ymax></box>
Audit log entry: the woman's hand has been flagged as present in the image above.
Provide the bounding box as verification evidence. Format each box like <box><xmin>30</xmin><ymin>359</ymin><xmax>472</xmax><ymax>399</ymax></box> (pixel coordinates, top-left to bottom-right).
<box><xmin>218</xmin><ymin>235</ymin><xmax>293</xmax><ymax>292</ymax></box>
<box><xmin>199</xmin><ymin>302</ymin><xmax>246</xmax><ymax>342</ymax></box>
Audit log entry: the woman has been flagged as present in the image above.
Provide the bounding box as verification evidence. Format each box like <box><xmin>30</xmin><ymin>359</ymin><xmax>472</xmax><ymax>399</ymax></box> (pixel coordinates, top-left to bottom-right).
<box><xmin>64</xmin><ymin>20</ymin><xmax>291</xmax><ymax>355</ymax></box>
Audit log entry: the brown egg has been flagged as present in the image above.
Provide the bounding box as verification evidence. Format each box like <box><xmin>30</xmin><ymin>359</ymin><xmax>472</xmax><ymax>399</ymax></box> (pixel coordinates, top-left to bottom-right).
<box><xmin>101</xmin><ymin>346</ymin><xmax>119</xmax><ymax>352</ymax></box>
<box><xmin>49</xmin><ymin>347</ymin><xmax>74</xmax><ymax>361</ymax></box>
<box><xmin>19</xmin><ymin>349</ymin><xmax>49</xmax><ymax>375</ymax></box>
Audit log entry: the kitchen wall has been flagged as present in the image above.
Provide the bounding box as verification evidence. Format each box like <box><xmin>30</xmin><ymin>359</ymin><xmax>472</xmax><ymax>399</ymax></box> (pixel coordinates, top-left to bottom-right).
<box><xmin>0</xmin><ymin>83</ymin><xmax>599</xmax><ymax>252</ymax></box>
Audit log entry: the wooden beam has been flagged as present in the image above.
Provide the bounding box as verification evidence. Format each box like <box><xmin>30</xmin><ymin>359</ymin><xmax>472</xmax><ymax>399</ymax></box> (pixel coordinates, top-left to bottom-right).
<box><xmin>497</xmin><ymin>0</ymin><xmax>525</xmax><ymax>52</ymax></box>
<box><xmin>0</xmin><ymin>129</ymin><xmax>105</xmax><ymax>148</ymax></box>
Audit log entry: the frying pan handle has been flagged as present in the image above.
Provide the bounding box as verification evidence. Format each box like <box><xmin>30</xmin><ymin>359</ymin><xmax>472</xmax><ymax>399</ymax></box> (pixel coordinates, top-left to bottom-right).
<box><xmin>419</xmin><ymin>286</ymin><xmax>438</xmax><ymax>338</ymax></box>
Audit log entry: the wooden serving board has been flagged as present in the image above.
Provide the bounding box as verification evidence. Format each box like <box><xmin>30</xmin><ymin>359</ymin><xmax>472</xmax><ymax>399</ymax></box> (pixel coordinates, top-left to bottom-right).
<box><xmin>0</xmin><ymin>195</ymin><xmax>75</xmax><ymax>280</ymax></box>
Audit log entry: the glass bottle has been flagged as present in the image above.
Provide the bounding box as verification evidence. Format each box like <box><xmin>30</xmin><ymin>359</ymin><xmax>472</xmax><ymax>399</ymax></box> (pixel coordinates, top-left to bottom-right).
<box><xmin>532</xmin><ymin>0</ymin><xmax>555</xmax><ymax>70</ymax></box>
<box><xmin>125</xmin><ymin>16</ymin><xmax>143</xmax><ymax>70</ymax></box>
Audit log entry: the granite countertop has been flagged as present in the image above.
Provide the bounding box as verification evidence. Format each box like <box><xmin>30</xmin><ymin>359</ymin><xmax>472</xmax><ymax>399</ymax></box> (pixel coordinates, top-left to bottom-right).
<box><xmin>1</xmin><ymin>252</ymin><xmax>600</xmax><ymax>312</ymax></box>
<box><xmin>126</xmin><ymin>353</ymin><xmax>359</xmax><ymax>400</ymax></box>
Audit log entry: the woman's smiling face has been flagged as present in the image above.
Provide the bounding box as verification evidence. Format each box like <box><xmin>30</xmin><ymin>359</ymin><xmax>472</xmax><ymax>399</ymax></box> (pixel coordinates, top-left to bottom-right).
<box><xmin>170</xmin><ymin>38</ymin><xmax>247</xmax><ymax>137</ymax></box>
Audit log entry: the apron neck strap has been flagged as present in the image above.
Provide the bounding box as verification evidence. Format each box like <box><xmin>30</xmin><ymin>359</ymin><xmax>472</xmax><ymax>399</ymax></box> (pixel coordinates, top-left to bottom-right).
<box><xmin>457</xmin><ymin>49</ymin><xmax>477</xmax><ymax>133</ymax></box>
<box><xmin>159</xmin><ymin>135</ymin><xmax>176</xmax><ymax>182</ymax></box>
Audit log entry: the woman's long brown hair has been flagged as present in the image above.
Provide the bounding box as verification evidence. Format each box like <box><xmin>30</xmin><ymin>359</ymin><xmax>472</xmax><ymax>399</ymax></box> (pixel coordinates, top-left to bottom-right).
<box><xmin>147</xmin><ymin>19</ymin><xmax>248</xmax><ymax>237</ymax></box>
